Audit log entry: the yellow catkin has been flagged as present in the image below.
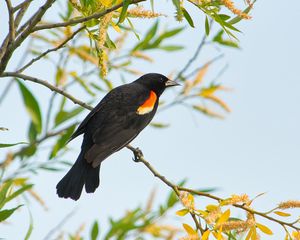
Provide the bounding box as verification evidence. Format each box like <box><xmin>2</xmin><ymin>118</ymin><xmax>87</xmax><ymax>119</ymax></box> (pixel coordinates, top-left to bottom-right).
<box><xmin>293</xmin><ymin>231</ymin><xmax>300</xmax><ymax>240</ymax></box>
<box><xmin>98</xmin><ymin>50</ymin><xmax>108</xmax><ymax>77</ymax></box>
<box><xmin>278</xmin><ymin>200</ymin><xmax>300</xmax><ymax>209</ymax></box>
<box><xmin>179</xmin><ymin>234</ymin><xmax>200</xmax><ymax>240</ymax></box>
<box><xmin>216</xmin><ymin>220</ymin><xmax>250</xmax><ymax>232</ymax></box>
<box><xmin>179</xmin><ymin>191</ymin><xmax>195</xmax><ymax>211</ymax></box>
<box><xmin>98</xmin><ymin>12</ymin><xmax>113</xmax><ymax>48</ymax></box>
<box><xmin>221</xmin><ymin>0</ymin><xmax>252</xmax><ymax>19</ymax></box>
<box><xmin>127</xmin><ymin>6</ymin><xmax>165</xmax><ymax>18</ymax></box>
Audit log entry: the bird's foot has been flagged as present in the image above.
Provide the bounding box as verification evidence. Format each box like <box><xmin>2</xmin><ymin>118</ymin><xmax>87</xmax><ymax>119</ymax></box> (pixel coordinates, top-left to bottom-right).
<box><xmin>132</xmin><ymin>148</ymin><xmax>143</xmax><ymax>162</ymax></box>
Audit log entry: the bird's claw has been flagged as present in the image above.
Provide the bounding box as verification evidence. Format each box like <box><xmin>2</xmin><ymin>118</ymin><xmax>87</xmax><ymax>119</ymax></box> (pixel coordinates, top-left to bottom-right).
<box><xmin>132</xmin><ymin>148</ymin><xmax>143</xmax><ymax>162</ymax></box>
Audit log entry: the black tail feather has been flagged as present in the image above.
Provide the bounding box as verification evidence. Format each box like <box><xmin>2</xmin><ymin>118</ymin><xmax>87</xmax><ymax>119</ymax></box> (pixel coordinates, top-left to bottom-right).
<box><xmin>56</xmin><ymin>149</ymin><xmax>100</xmax><ymax>201</ymax></box>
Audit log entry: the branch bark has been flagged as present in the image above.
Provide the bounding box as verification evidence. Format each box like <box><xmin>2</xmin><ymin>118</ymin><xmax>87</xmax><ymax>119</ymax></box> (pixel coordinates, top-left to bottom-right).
<box><xmin>32</xmin><ymin>0</ymin><xmax>146</xmax><ymax>32</ymax></box>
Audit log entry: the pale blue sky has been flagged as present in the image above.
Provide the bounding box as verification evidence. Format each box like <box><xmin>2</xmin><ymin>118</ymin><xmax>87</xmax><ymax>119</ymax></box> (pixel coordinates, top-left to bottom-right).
<box><xmin>1</xmin><ymin>1</ymin><xmax>300</xmax><ymax>239</ymax></box>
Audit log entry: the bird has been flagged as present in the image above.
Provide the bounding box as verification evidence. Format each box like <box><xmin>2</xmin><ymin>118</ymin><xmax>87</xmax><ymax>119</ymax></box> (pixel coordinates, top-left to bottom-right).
<box><xmin>56</xmin><ymin>73</ymin><xmax>179</xmax><ymax>200</ymax></box>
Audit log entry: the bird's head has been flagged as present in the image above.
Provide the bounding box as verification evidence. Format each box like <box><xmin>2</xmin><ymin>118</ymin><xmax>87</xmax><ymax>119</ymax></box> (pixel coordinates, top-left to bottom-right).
<box><xmin>135</xmin><ymin>73</ymin><xmax>180</xmax><ymax>96</ymax></box>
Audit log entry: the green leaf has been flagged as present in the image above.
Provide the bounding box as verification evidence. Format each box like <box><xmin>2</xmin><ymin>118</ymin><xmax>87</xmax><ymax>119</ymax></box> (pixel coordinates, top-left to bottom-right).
<box><xmin>132</xmin><ymin>21</ymin><xmax>159</xmax><ymax>51</ymax></box>
<box><xmin>24</xmin><ymin>212</ymin><xmax>33</xmax><ymax>240</ymax></box>
<box><xmin>104</xmin><ymin>34</ymin><xmax>117</xmax><ymax>50</ymax></box>
<box><xmin>150</xmin><ymin>122</ymin><xmax>170</xmax><ymax>128</ymax></box>
<box><xmin>54</xmin><ymin>106</ymin><xmax>85</xmax><ymax>127</ymax></box>
<box><xmin>148</xmin><ymin>27</ymin><xmax>184</xmax><ymax>49</ymax></box>
<box><xmin>0</xmin><ymin>181</ymin><xmax>13</xmax><ymax>208</ymax></box>
<box><xmin>0</xmin><ymin>205</ymin><xmax>22</xmax><ymax>222</ymax></box>
<box><xmin>17</xmin><ymin>81</ymin><xmax>42</xmax><ymax>134</ymax></box>
<box><xmin>182</xmin><ymin>8</ymin><xmax>194</xmax><ymax>28</ymax></box>
<box><xmin>218</xmin><ymin>14</ymin><xmax>231</xmax><ymax>21</ymax></box>
<box><xmin>172</xmin><ymin>0</ymin><xmax>183</xmax><ymax>21</ymax></box>
<box><xmin>28</xmin><ymin>121</ymin><xmax>38</xmax><ymax>142</ymax></box>
<box><xmin>228</xmin><ymin>2</ymin><xmax>254</xmax><ymax>25</ymax></box>
<box><xmin>4</xmin><ymin>184</ymin><xmax>33</xmax><ymax>204</ymax></box>
<box><xmin>0</xmin><ymin>142</ymin><xmax>27</xmax><ymax>148</ymax></box>
<box><xmin>205</xmin><ymin>16</ymin><xmax>210</xmax><ymax>36</ymax></box>
<box><xmin>91</xmin><ymin>221</ymin><xmax>99</xmax><ymax>240</ymax></box>
<box><xmin>126</xmin><ymin>18</ymin><xmax>140</xmax><ymax>40</ymax></box>
<box><xmin>117</xmin><ymin>0</ymin><xmax>131</xmax><ymax>24</ymax></box>
<box><xmin>158</xmin><ymin>45</ymin><xmax>184</xmax><ymax>51</ymax></box>
<box><xmin>49</xmin><ymin>124</ymin><xmax>76</xmax><ymax>159</ymax></box>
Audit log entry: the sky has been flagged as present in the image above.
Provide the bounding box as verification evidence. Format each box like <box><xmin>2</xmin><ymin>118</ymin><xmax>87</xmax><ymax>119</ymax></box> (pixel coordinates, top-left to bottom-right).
<box><xmin>1</xmin><ymin>0</ymin><xmax>300</xmax><ymax>239</ymax></box>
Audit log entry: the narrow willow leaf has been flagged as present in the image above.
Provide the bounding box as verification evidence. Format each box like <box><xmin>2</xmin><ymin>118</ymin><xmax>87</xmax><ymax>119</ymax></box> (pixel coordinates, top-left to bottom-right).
<box><xmin>158</xmin><ymin>45</ymin><xmax>184</xmax><ymax>51</ymax></box>
<box><xmin>202</xmin><ymin>229</ymin><xmax>210</xmax><ymax>240</ymax></box>
<box><xmin>91</xmin><ymin>221</ymin><xmax>99</xmax><ymax>240</ymax></box>
<box><xmin>24</xmin><ymin>212</ymin><xmax>33</xmax><ymax>240</ymax></box>
<box><xmin>150</xmin><ymin>122</ymin><xmax>170</xmax><ymax>128</ymax></box>
<box><xmin>0</xmin><ymin>205</ymin><xmax>22</xmax><ymax>222</ymax></box>
<box><xmin>176</xmin><ymin>209</ymin><xmax>189</xmax><ymax>216</ymax></box>
<box><xmin>228</xmin><ymin>2</ymin><xmax>254</xmax><ymax>25</ymax></box>
<box><xmin>4</xmin><ymin>184</ymin><xmax>33</xmax><ymax>204</ymax></box>
<box><xmin>0</xmin><ymin>142</ymin><xmax>27</xmax><ymax>148</ymax></box>
<box><xmin>132</xmin><ymin>21</ymin><xmax>158</xmax><ymax>51</ymax></box>
<box><xmin>54</xmin><ymin>107</ymin><xmax>84</xmax><ymax>127</ymax></box>
<box><xmin>274</xmin><ymin>211</ymin><xmax>291</xmax><ymax>217</ymax></box>
<box><xmin>256</xmin><ymin>223</ymin><xmax>273</xmax><ymax>235</ymax></box>
<box><xmin>49</xmin><ymin>125</ymin><xmax>76</xmax><ymax>159</ymax></box>
<box><xmin>182</xmin><ymin>8</ymin><xmax>194</xmax><ymax>28</ymax></box>
<box><xmin>216</xmin><ymin>209</ymin><xmax>230</xmax><ymax>225</ymax></box>
<box><xmin>17</xmin><ymin>81</ymin><xmax>42</xmax><ymax>134</ymax></box>
<box><xmin>117</xmin><ymin>0</ymin><xmax>131</xmax><ymax>24</ymax></box>
<box><xmin>182</xmin><ymin>223</ymin><xmax>197</xmax><ymax>235</ymax></box>
<box><xmin>205</xmin><ymin>16</ymin><xmax>210</xmax><ymax>36</ymax></box>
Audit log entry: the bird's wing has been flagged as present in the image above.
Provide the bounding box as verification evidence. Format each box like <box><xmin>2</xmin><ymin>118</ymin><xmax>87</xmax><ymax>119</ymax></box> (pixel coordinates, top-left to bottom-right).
<box><xmin>83</xmin><ymin>86</ymin><xmax>158</xmax><ymax>167</ymax></box>
<box><xmin>68</xmin><ymin>85</ymin><xmax>128</xmax><ymax>142</ymax></box>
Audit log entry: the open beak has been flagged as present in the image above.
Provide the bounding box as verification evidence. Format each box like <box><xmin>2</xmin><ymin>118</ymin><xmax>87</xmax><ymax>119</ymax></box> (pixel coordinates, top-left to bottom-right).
<box><xmin>165</xmin><ymin>79</ymin><xmax>180</xmax><ymax>87</ymax></box>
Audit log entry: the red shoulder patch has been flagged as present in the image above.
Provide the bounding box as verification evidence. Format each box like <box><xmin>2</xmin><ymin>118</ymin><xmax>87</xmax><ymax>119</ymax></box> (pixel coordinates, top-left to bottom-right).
<box><xmin>136</xmin><ymin>91</ymin><xmax>157</xmax><ymax>115</ymax></box>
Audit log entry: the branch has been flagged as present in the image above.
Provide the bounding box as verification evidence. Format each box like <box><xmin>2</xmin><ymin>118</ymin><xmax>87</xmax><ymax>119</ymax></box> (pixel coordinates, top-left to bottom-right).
<box><xmin>0</xmin><ymin>72</ymin><xmax>93</xmax><ymax>111</ymax></box>
<box><xmin>126</xmin><ymin>146</ymin><xmax>300</xmax><ymax>234</ymax></box>
<box><xmin>13</xmin><ymin>0</ymin><xmax>33</xmax><ymax>12</ymax></box>
<box><xmin>32</xmin><ymin>0</ymin><xmax>146</xmax><ymax>32</ymax></box>
<box><xmin>0</xmin><ymin>0</ymin><xmax>56</xmax><ymax>74</ymax></box>
<box><xmin>174</xmin><ymin>31</ymin><xmax>208</xmax><ymax>81</ymax></box>
<box><xmin>17</xmin><ymin>26</ymin><xmax>85</xmax><ymax>73</ymax></box>
<box><xmin>126</xmin><ymin>145</ymin><xmax>203</xmax><ymax>233</ymax></box>
<box><xmin>5</xmin><ymin>0</ymin><xmax>15</xmax><ymax>45</ymax></box>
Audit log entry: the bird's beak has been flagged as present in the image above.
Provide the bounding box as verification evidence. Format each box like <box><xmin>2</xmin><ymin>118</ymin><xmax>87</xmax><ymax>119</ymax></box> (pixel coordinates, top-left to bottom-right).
<box><xmin>165</xmin><ymin>79</ymin><xmax>180</xmax><ymax>87</ymax></box>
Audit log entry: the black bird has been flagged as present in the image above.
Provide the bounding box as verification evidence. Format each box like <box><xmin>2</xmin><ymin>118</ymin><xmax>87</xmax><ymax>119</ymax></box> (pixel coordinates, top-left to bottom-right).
<box><xmin>56</xmin><ymin>73</ymin><xmax>179</xmax><ymax>200</ymax></box>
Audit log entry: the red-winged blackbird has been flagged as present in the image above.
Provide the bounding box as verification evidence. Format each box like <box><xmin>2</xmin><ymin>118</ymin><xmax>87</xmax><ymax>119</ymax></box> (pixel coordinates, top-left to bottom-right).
<box><xmin>56</xmin><ymin>73</ymin><xmax>179</xmax><ymax>200</ymax></box>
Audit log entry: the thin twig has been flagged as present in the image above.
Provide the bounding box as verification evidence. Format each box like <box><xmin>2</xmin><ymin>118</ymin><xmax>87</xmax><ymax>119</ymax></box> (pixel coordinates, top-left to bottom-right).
<box><xmin>175</xmin><ymin>33</ymin><xmax>207</xmax><ymax>81</ymax></box>
<box><xmin>184</xmin><ymin>53</ymin><xmax>224</xmax><ymax>80</ymax></box>
<box><xmin>13</xmin><ymin>0</ymin><xmax>33</xmax><ymax>12</ymax></box>
<box><xmin>43</xmin><ymin>209</ymin><xmax>77</xmax><ymax>240</ymax></box>
<box><xmin>0</xmin><ymin>72</ymin><xmax>93</xmax><ymax>111</ymax></box>
<box><xmin>32</xmin><ymin>0</ymin><xmax>146</xmax><ymax>32</ymax></box>
<box><xmin>17</xmin><ymin>26</ymin><xmax>85</xmax><ymax>73</ymax></box>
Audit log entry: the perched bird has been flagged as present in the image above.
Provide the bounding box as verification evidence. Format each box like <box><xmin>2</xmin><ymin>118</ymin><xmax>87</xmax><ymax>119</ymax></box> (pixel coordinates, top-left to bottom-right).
<box><xmin>56</xmin><ymin>73</ymin><xmax>179</xmax><ymax>200</ymax></box>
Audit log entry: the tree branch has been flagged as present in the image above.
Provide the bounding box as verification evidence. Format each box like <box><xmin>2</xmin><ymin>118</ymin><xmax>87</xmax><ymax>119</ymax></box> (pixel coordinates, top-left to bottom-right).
<box><xmin>5</xmin><ymin>0</ymin><xmax>15</xmax><ymax>46</ymax></box>
<box><xmin>32</xmin><ymin>0</ymin><xmax>146</xmax><ymax>32</ymax></box>
<box><xmin>0</xmin><ymin>0</ymin><xmax>56</xmax><ymax>74</ymax></box>
<box><xmin>174</xmin><ymin>32</ymin><xmax>208</xmax><ymax>81</ymax></box>
<box><xmin>0</xmin><ymin>72</ymin><xmax>93</xmax><ymax>111</ymax></box>
<box><xmin>127</xmin><ymin>146</ymin><xmax>300</xmax><ymax>234</ymax></box>
<box><xmin>17</xmin><ymin>26</ymin><xmax>85</xmax><ymax>73</ymax></box>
